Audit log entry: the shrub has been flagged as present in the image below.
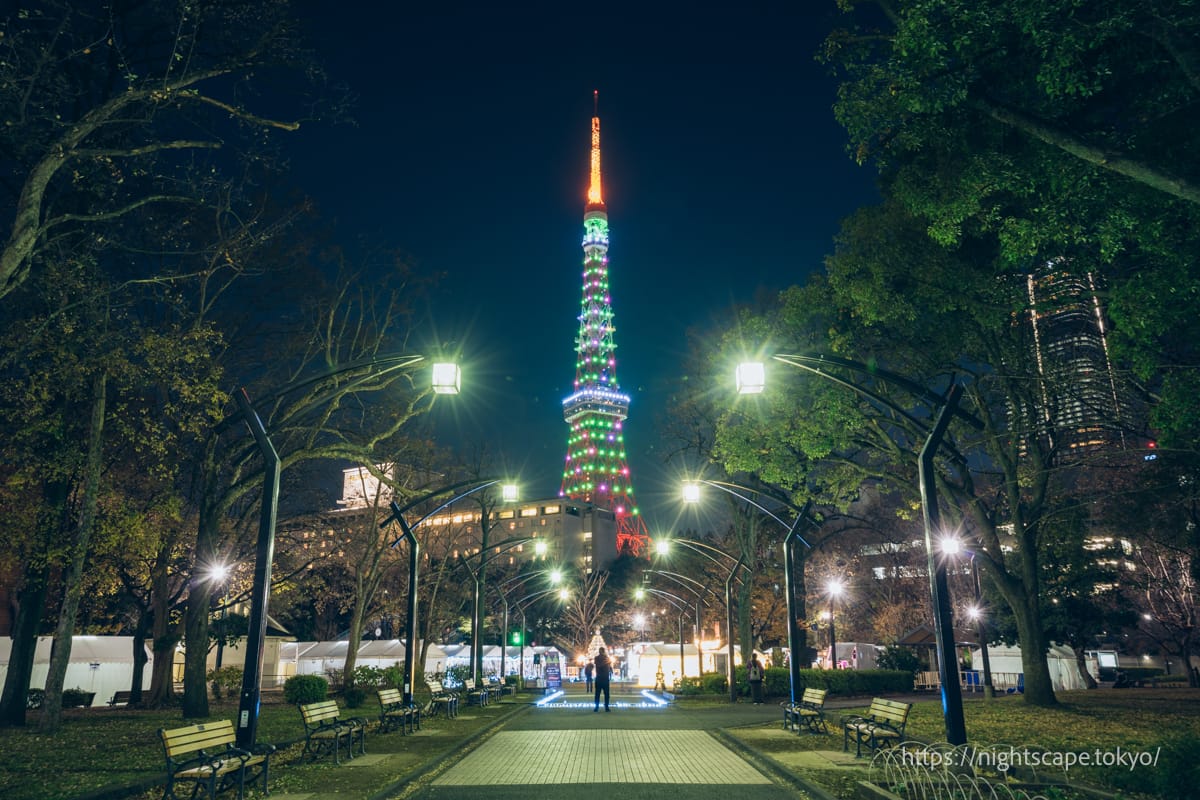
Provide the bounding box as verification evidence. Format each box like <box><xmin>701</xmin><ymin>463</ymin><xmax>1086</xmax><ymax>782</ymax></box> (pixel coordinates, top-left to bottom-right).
<box><xmin>504</xmin><ymin>674</ymin><xmax>518</xmax><ymax>686</ymax></box>
<box><xmin>446</xmin><ymin>664</ymin><xmax>471</xmax><ymax>688</ymax></box>
<box><xmin>207</xmin><ymin>665</ymin><xmax>242</xmax><ymax>700</ymax></box>
<box><xmin>342</xmin><ymin>686</ymin><xmax>367</xmax><ymax>708</ymax></box>
<box><xmin>381</xmin><ymin>665</ymin><xmax>403</xmax><ymax>689</ymax></box>
<box><xmin>702</xmin><ymin>672</ymin><xmax>728</xmax><ymax>694</ymax></box>
<box><xmin>876</xmin><ymin>646</ymin><xmax>921</xmax><ymax>675</ymax></box>
<box><xmin>62</xmin><ymin>687</ymin><xmax>93</xmax><ymax>708</ymax></box>
<box><xmin>26</xmin><ymin>689</ymin><xmax>44</xmax><ymax>709</ymax></box>
<box><xmin>284</xmin><ymin>674</ymin><xmax>328</xmax><ymax>705</ymax></box>
<box><xmin>352</xmin><ymin>665</ymin><xmax>386</xmax><ymax>689</ymax></box>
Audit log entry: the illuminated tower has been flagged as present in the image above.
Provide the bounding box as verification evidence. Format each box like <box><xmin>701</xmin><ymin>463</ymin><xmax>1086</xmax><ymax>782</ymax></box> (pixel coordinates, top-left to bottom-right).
<box><xmin>560</xmin><ymin>92</ymin><xmax>648</xmax><ymax>555</ymax></box>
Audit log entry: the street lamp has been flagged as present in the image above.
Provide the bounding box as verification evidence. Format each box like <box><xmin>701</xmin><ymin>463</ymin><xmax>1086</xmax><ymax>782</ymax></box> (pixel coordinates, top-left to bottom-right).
<box><xmin>636</xmin><ymin>586</ymin><xmax>690</xmax><ymax>687</ymax></box>
<box><xmin>231</xmin><ymin>354</ymin><xmax>459</xmax><ymax>749</ymax></box>
<box><xmin>643</xmin><ymin>569</ymin><xmax>714</xmax><ymax>680</ymax></box>
<box><xmin>680</xmin><ymin>479</ymin><xmax>814</xmax><ymax>710</ymax></box>
<box><xmin>826</xmin><ymin>578</ymin><xmax>844</xmax><ymax>669</ymax></box>
<box><xmin>654</xmin><ymin>533</ymin><xmax>750</xmax><ymax>703</ymax></box>
<box><xmin>379</xmin><ymin>476</ymin><xmax>502</xmax><ymax>709</ymax></box>
<box><xmin>512</xmin><ymin>583</ymin><xmax>571</xmax><ymax>688</ymax></box>
<box><xmin>738</xmin><ymin>353</ymin><xmax>983</xmax><ymax>745</ymax></box>
<box><xmin>486</xmin><ymin>559</ymin><xmax>557</xmax><ymax>683</ymax></box>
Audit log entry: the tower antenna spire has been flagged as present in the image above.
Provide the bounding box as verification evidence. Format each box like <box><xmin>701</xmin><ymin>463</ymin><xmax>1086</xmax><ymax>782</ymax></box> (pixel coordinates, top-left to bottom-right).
<box><xmin>587</xmin><ymin>91</ymin><xmax>603</xmax><ymax>208</ymax></box>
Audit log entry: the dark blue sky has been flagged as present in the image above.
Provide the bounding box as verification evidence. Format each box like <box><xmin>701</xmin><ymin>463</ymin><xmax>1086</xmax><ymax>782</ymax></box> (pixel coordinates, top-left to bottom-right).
<box><xmin>290</xmin><ymin>2</ymin><xmax>879</xmax><ymax>524</ymax></box>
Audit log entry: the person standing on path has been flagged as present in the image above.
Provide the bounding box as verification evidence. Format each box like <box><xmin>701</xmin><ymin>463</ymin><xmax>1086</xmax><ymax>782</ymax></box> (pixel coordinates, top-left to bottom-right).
<box><xmin>747</xmin><ymin>654</ymin><xmax>765</xmax><ymax>704</ymax></box>
<box><xmin>593</xmin><ymin>647</ymin><xmax>612</xmax><ymax>712</ymax></box>
<box><xmin>584</xmin><ymin>661</ymin><xmax>594</xmax><ymax>693</ymax></box>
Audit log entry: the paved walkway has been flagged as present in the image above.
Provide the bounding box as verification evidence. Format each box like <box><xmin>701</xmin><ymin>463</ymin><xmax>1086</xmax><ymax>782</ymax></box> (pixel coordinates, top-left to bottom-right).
<box><xmin>403</xmin><ymin>683</ymin><xmax>843</xmax><ymax>800</ymax></box>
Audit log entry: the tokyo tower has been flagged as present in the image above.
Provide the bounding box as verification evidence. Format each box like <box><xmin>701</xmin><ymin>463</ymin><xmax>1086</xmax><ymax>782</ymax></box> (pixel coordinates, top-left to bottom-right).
<box><xmin>560</xmin><ymin>92</ymin><xmax>648</xmax><ymax>555</ymax></box>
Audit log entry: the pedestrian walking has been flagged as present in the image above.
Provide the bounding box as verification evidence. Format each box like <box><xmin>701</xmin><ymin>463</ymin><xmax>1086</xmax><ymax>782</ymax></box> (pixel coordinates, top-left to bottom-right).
<box><xmin>584</xmin><ymin>661</ymin><xmax>594</xmax><ymax>693</ymax></box>
<box><xmin>747</xmin><ymin>653</ymin><xmax>765</xmax><ymax>704</ymax></box>
<box><xmin>593</xmin><ymin>647</ymin><xmax>612</xmax><ymax>712</ymax></box>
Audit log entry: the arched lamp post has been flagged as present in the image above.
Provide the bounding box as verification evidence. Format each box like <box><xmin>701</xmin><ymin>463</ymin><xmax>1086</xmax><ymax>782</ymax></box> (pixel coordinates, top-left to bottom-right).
<box><xmin>737</xmin><ymin>352</ymin><xmax>984</xmax><ymax>745</ymax></box>
<box><xmin>231</xmin><ymin>355</ymin><xmax>459</xmax><ymax>749</ymax></box>
<box><xmin>681</xmin><ymin>479</ymin><xmax>814</xmax><ymax>711</ymax></box>
<box><xmin>379</xmin><ymin>476</ymin><xmax>505</xmax><ymax>709</ymax></box>
<box><xmin>653</xmin><ymin>535</ymin><xmax>749</xmax><ymax>702</ymax></box>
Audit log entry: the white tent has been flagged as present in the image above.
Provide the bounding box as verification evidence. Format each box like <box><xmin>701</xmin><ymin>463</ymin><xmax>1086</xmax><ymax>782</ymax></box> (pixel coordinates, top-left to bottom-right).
<box><xmin>968</xmin><ymin>643</ymin><xmax>1086</xmax><ymax>692</ymax></box>
<box><xmin>0</xmin><ymin>636</ymin><xmax>152</xmax><ymax>708</ymax></box>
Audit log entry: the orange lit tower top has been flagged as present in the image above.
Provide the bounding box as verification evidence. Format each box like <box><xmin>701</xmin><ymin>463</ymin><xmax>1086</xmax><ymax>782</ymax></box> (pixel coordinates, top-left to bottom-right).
<box><xmin>560</xmin><ymin>92</ymin><xmax>648</xmax><ymax>555</ymax></box>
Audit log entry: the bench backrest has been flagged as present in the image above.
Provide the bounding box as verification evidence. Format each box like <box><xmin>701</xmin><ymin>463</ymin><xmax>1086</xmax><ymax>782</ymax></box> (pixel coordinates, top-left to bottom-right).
<box><xmin>378</xmin><ymin>688</ymin><xmax>403</xmax><ymax>705</ymax></box>
<box><xmin>300</xmin><ymin>699</ymin><xmax>343</xmax><ymax>726</ymax></box>
<box><xmin>866</xmin><ymin>698</ymin><xmax>911</xmax><ymax>725</ymax></box>
<box><xmin>464</xmin><ymin>678</ymin><xmax>476</xmax><ymax>690</ymax></box>
<box><xmin>161</xmin><ymin>720</ymin><xmax>236</xmax><ymax>761</ymax></box>
<box><xmin>427</xmin><ymin>680</ymin><xmax>445</xmax><ymax>694</ymax></box>
<box><xmin>802</xmin><ymin>688</ymin><xmax>827</xmax><ymax>706</ymax></box>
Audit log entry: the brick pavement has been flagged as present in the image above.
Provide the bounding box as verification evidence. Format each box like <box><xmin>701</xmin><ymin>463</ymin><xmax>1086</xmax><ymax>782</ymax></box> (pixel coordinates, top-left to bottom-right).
<box><xmin>431</xmin><ymin>729</ymin><xmax>773</xmax><ymax>785</ymax></box>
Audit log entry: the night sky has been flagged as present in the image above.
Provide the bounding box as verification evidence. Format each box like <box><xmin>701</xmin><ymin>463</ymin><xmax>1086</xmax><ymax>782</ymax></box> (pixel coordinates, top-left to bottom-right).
<box><xmin>289</xmin><ymin>3</ymin><xmax>879</xmax><ymax>525</ymax></box>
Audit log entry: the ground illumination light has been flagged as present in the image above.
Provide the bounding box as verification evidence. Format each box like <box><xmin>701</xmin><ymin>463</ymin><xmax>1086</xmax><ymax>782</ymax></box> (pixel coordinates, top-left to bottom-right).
<box><xmin>967</xmin><ymin>605</ymin><xmax>981</xmax><ymax>620</ymax></box>
<box><xmin>827</xmin><ymin>578</ymin><xmax>845</xmax><ymax>596</ymax></box>
<box><xmin>549</xmin><ymin>569</ymin><xmax>563</xmax><ymax>584</ymax></box>
<box><xmin>635</xmin><ymin>588</ymin><xmax>645</xmax><ymax>600</ymax></box>
<box><xmin>431</xmin><ymin>362</ymin><xmax>461</xmax><ymax>394</ymax></box>
<box><xmin>633</xmin><ymin>614</ymin><xmax>645</xmax><ymax>628</ymax></box>
<box><xmin>208</xmin><ymin>563</ymin><xmax>230</xmax><ymax>583</ymax></box>
<box><xmin>558</xmin><ymin>588</ymin><xmax>569</xmax><ymax>601</ymax></box>
<box><xmin>681</xmin><ymin>481</ymin><xmax>701</xmax><ymax>503</ymax></box>
<box><xmin>736</xmin><ymin>362</ymin><xmax>766</xmax><ymax>394</ymax></box>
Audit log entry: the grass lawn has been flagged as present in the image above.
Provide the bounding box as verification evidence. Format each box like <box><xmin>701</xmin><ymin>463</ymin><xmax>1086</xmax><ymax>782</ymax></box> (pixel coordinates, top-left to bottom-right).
<box><xmin>724</xmin><ymin>689</ymin><xmax>1200</xmax><ymax>800</ymax></box>
<box><xmin>0</xmin><ymin>691</ymin><xmax>525</xmax><ymax>800</ymax></box>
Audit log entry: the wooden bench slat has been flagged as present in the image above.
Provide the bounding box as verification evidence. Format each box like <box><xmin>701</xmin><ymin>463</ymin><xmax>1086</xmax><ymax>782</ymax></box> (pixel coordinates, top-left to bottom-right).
<box><xmin>159</xmin><ymin>719</ymin><xmax>272</xmax><ymax>800</ymax></box>
<box><xmin>299</xmin><ymin>699</ymin><xmax>366</xmax><ymax>765</ymax></box>
<box><xmin>841</xmin><ymin>697</ymin><xmax>912</xmax><ymax>758</ymax></box>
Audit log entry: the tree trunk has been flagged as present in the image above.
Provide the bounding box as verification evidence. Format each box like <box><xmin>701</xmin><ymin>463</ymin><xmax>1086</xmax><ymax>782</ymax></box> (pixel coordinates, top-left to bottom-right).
<box><xmin>1013</xmin><ymin>590</ymin><xmax>1058</xmax><ymax>706</ymax></box>
<box><xmin>181</xmin><ymin>580</ymin><xmax>212</xmax><ymax>717</ymax></box>
<box><xmin>146</xmin><ymin>553</ymin><xmax>179</xmax><ymax>706</ymax></box>
<box><xmin>1073</xmin><ymin>645</ymin><xmax>1098</xmax><ymax>689</ymax></box>
<box><xmin>0</xmin><ymin>567</ymin><xmax>51</xmax><ymax>727</ymax></box>
<box><xmin>130</xmin><ymin>611</ymin><xmax>151</xmax><ymax>704</ymax></box>
<box><xmin>40</xmin><ymin>373</ymin><xmax>107</xmax><ymax>731</ymax></box>
<box><xmin>343</xmin><ymin>608</ymin><xmax>364</xmax><ymax>690</ymax></box>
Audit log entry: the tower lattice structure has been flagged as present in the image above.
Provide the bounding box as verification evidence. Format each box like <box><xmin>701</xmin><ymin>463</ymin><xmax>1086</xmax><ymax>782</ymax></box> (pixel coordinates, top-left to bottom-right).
<box><xmin>560</xmin><ymin>93</ymin><xmax>648</xmax><ymax>555</ymax></box>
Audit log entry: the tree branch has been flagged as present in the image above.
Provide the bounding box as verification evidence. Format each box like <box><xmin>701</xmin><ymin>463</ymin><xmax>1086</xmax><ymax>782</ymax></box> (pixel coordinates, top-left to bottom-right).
<box><xmin>972</xmin><ymin>97</ymin><xmax>1200</xmax><ymax>206</ymax></box>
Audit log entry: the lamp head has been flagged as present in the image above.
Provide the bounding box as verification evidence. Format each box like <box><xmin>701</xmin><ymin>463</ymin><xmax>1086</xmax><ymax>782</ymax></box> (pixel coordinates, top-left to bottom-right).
<box><xmin>681</xmin><ymin>481</ymin><xmax>702</xmax><ymax>504</ymax></box>
<box><xmin>655</xmin><ymin>539</ymin><xmax>670</xmax><ymax>556</ymax></box>
<box><xmin>502</xmin><ymin>483</ymin><xmax>519</xmax><ymax>503</ymax></box>
<box><xmin>736</xmin><ymin>361</ymin><xmax>766</xmax><ymax>394</ymax></box>
<box><xmin>431</xmin><ymin>362</ymin><xmax>461</xmax><ymax>394</ymax></box>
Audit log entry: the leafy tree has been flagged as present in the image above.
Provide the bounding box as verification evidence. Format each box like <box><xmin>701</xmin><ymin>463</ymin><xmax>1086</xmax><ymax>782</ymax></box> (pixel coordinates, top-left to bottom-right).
<box><xmin>822</xmin><ymin>0</ymin><xmax>1200</xmax><ymax>453</ymax></box>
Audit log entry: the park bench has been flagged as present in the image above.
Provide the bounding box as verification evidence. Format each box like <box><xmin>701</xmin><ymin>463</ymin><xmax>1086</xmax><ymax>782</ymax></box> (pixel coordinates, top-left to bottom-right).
<box><xmin>108</xmin><ymin>689</ymin><xmax>134</xmax><ymax>706</ymax></box>
<box><xmin>914</xmin><ymin>671</ymin><xmax>940</xmax><ymax>691</ymax></box>
<box><xmin>783</xmin><ymin>687</ymin><xmax>828</xmax><ymax>734</ymax></box>
<box><xmin>841</xmin><ymin>697</ymin><xmax>912</xmax><ymax>757</ymax></box>
<box><xmin>159</xmin><ymin>719</ymin><xmax>273</xmax><ymax>800</ymax></box>
<box><xmin>298</xmin><ymin>699</ymin><xmax>366</xmax><ymax>764</ymax></box>
<box><xmin>487</xmin><ymin>676</ymin><xmax>514</xmax><ymax>698</ymax></box>
<box><xmin>377</xmin><ymin>687</ymin><xmax>419</xmax><ymax>734</ymax></box>
<box><xmin>426</xmin><ymin>680</ymin><xmax>459</xmax><ymax>718</ymax></box>
<box><xmin>463</xmin><ymin>678</ymin><xmax>489</xmax><ymax>706</ymax></box>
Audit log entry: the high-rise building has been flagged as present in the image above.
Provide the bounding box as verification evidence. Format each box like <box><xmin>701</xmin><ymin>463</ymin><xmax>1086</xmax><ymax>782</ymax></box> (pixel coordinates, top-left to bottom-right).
<box><xmin>559</xmin><ymin>94</ymin><xmax>648</xmax><ymax>555</ymax></box>
<box><xmin>1018</xmin><ymin>262</ymin><xmax>1131</xmax><ymax>456</ymax></box>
